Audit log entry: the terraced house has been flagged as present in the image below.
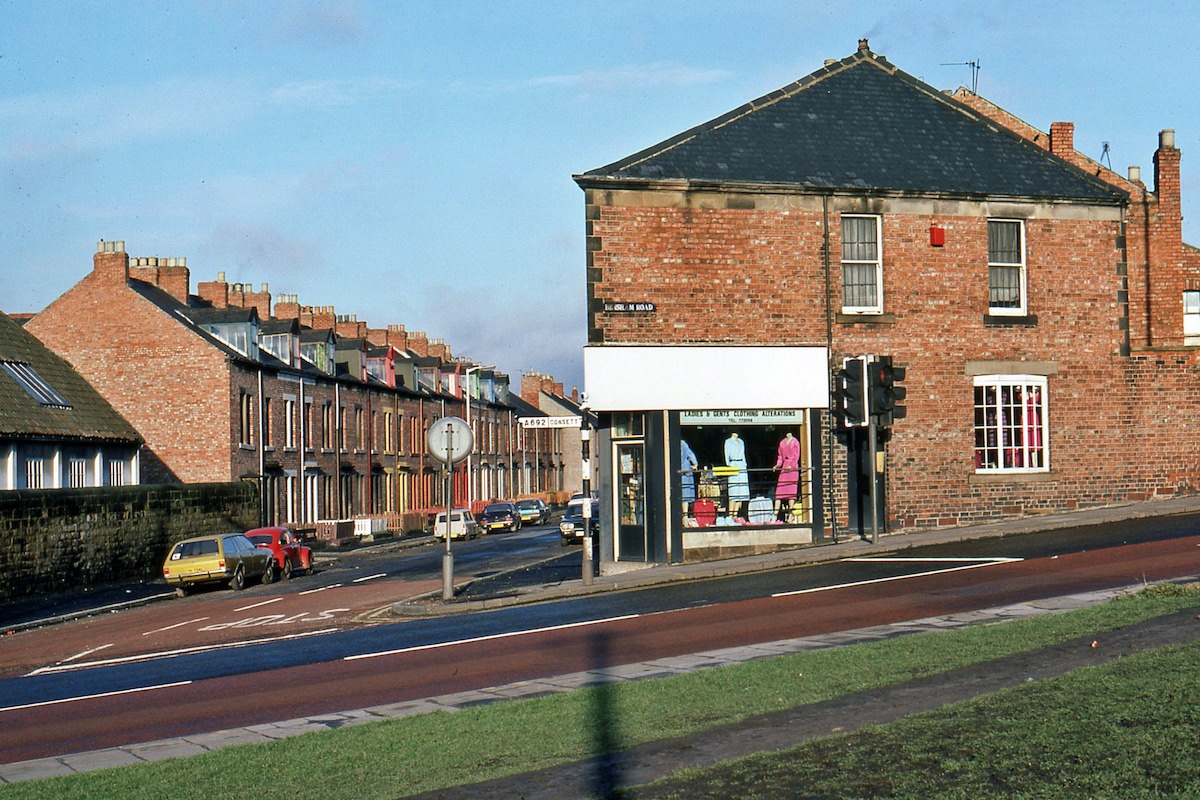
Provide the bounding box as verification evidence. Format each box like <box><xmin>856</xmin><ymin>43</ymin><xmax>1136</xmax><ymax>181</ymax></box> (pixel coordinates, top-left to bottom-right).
<box><xmin>575</xmin><ymin>40</ymin><xmax>1200</xmax><ymax>570</ymax></box>
<box><xmin>26</xmin><ymin>243</ymin><xmax>574</xmax><ymax>534</ymax></box>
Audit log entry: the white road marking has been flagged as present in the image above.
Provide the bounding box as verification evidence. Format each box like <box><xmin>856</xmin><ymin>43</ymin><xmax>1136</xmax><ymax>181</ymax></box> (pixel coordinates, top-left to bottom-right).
<box><xmin>0</xmin><ymin>681</ymin><xmax>193</xmax><ymax>713</ymax></box>
<box><xmin>26</xmin><ymin>628</ymin><xmax>338</xmax><ymax>676</ymax></box>
<box><xmin>772</xmin><ymin>556</ymin><xmax>1023</xmax><ymax>598</ymax></box>
<box><xmin>844</xmin><ymin>557</ymin><xmax>1024</xmax><ymax>563</ymax></box>
<box><xmin>57</xmin><ymin>644</ymin><xmax>113</xmax><ymax>664</ymax></box>
<box><xmin>235</xmin><ymin>597</ymin><xmax>284</xmax><ymax>611</ymax></box>
<box><xmin>345</xmin><ymin>614</ymin><xmax>641</xmax><ymax>662</ymax></box>
<box><xmin>299</xmin><ymin>583</ymin><xmax>342</xmax><ymax>595</ymax></box>
<box><xmin>352</xmin><ymin>573</ymin><xmax>387</xmax><ymax>583</ymax></box>
<box><xmin>143</xmin><ymin>617</ymin><xmax>210</xmax><ymax>635</ymax></box>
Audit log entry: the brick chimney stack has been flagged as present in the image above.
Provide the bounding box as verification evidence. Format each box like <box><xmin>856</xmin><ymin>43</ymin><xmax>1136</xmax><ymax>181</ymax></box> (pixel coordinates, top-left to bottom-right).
<box><xmin>1049</xmin><ymin>121</ymin><xmax>1074</xmax><ymax>158</ymax></box>
<box><xmin>274</xmin><ymin>294</ymin><xmax>301</xmax><ymax>320</ymax></box>
<box><xmin>230</xmin><ymin>282</ymin><xmax>271</xmax><ymax>319</ymax></box>
<box><xmin>1155</xmin><ymin>129</ymin><xmax>1181</xmax><ymax>228</ymax></box>
<box><xmin>335</xmin><ymin>314</ymin><xmax>366</xmax><ymax>339</ymax></box>
<box><xmin>308</xmin><ymin>306</ymin><xmax>337</xmax><ymax>331</ymax></box>
<box><xmin>197</xmin><ymin>272</ymin><xmax>229</xmax><ymax>308</ymax></box>
<box><xmin>521</xmin><ymin>372</ymin><xmax>543</xmax><ymax>405</ymax></box>
<box><xmin>407</xmin><ymin>331</ymin><xmax>429</xmax><ymax>357</ymax></box>
<box><xmin>93</xmin><ymin>240</ymin><xmax>129</xmax><ymax>286</ymax></box>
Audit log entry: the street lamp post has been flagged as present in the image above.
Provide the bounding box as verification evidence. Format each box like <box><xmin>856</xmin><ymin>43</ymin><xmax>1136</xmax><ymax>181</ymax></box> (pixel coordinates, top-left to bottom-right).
<box><xmin>464</xmin><ymin>365</ymin><xmax>480</xmax><ymax>508</ymax></box>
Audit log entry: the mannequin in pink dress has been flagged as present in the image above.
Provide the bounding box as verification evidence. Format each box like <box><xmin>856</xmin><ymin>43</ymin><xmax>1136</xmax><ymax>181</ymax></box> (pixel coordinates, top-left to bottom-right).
<box><xmin>773</xmin><ymin>431</ymin><xmax>800</xmax><ymax>514</ymax></box>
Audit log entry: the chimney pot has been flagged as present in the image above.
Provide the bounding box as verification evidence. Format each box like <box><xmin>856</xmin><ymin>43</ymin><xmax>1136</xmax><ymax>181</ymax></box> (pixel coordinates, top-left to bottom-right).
<box><xmin>217</xmin><ymin>271</ymin><xmax>226</xmax><ymax>282</ymax></box>
<box><xmin>858</xmin><ymin>38</ymin><xmax>869</xmax><ymax>52</ymax></box>
<box><xmin>1128</xmin><ymin>165</ymin><xmax>1142</xmax><ymax>182</ymax></box>
<box><xmin>1160</xmin><ymin>129</ymin><xmax>1176</xmax><ymax>149</ymax></box>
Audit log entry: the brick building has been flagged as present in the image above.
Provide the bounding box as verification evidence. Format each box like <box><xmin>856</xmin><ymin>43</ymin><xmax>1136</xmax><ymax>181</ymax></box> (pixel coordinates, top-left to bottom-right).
<box><xmin>27</xmin><ymin>243</ymin><xmax>461</xmax><ymax>528</ymax></box>
<box><xmin>574</xmin><ymin>41</ymin><xmax>1200</xmax><ymax>570</ymax></box>
<box><xmin>26</xmin><ymin>242</ymin><xmax>570</xmax><ymax>532</ymax></box>
<box><xmin>0</xmin><ymin>310</ymin><xmax>140</xmax><ymax>490</ymax></box>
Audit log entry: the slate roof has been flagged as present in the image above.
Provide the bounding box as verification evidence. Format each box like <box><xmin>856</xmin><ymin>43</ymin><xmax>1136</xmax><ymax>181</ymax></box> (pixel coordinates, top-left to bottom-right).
<box><xmin>578</xmin><ymin>43</ymin><xmax>1125</xmax><ymax>204</ymax></box>
<box><xmin>0</xmin><ymin>310</ymin><xmax>141</xmax><ymax>444</ymax></box>
<box><xmin>126</xmin><ymin>279</ymin><xmax>426</xmax><ymax>399</ymax></box>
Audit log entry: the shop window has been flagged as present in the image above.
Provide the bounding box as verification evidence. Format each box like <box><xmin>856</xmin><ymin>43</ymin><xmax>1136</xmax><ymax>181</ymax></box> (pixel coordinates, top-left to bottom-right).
<box><xmin>612</xmin><ymin>412</ymin><xmax>644</xmax><ymax>438</ymax></box>
<box><xmin>973</xmin><ymin>375</ymin><xmax>1048</xmax><ymax>472</ymax></box>
<box><xmin>679</xmin><ymin>410</ymin><xmax>810</xmax><ymax>528</ymax></box>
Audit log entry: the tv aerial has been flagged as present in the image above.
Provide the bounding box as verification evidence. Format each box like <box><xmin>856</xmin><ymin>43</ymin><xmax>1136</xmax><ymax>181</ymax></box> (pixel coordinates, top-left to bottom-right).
<box><xmin>942</xmin><ymin>60</ymin><xmax>980</xmax><ymax>94</ymax></box>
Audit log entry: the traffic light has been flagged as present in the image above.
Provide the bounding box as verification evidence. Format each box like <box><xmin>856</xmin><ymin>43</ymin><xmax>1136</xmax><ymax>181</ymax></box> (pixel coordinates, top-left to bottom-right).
<box><xmin>838</xmin><ymin>356</ymin><xmax>869</xmax><ymax>427</ymax></box>
<box><xmin>868</xmin><ymin>355</ymin><xmax>907</xmax><ymax>426</ymax></box>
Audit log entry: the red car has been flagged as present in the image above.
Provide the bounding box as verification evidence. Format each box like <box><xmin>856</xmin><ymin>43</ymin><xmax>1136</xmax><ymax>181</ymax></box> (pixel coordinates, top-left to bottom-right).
<box><xmin>245</xmin><ymin>526</ymin><xmax>315</xmax><ymax>580</ymax></box>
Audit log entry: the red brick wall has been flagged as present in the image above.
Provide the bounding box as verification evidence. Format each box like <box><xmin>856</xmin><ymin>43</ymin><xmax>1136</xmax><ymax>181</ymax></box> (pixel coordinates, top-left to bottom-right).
<box><xmin>29</xmin><ymin>257</ymin><xmax>234</xmax><ymax>484</ymax></box>
<box><xmin>585</xmin><ymin>188</ymin><xmax>1200</xmax><ymax>530</ymax></box>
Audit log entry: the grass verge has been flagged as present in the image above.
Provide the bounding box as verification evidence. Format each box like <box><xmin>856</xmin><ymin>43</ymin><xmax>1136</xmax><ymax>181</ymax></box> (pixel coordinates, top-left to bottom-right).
<box><xmin>3</xmin><ymin>584</ymin><xmax>1198</xmax><ymax>800</ymax></box>
<box><xmin>627</xmin><ymin>605</ymin><xmax>1200</xmax><ymax>797</ymax></box>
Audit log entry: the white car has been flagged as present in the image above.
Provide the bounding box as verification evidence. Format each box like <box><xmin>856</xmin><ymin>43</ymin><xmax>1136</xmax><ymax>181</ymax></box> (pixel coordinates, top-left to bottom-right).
<box><xmin>433</xmin><ymin>509</ymin><xmax>480</xmax><ymax>540</ymax></box>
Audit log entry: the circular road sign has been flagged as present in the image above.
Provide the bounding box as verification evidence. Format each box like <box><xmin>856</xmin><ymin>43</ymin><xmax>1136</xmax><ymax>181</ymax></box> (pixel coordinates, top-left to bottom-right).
<box><xmin>427</xmin><ymin>416</ymin><xmax>474</xmax><ymax>464</ymax></box>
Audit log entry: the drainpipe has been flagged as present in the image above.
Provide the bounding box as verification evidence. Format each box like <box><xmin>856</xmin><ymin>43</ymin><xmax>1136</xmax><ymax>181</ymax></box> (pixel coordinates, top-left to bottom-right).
<box><xmin>822</xmin><ymin>192</ymin><xmax>840</xmax><ymax>544</ymax></box>
<box><xmin>257</xmin><ymin>369</ymin><xmax>266</xmax><ymax>526</ymax></box>
<box><xmin>298</xmin><ymin>377</ymin><xmax>306</xmax><ymax>522</ymax></box>
<box><xmin>335</xmin><ymin>382</ymin><xmax>343</xmax><ymax>518</ymax></box>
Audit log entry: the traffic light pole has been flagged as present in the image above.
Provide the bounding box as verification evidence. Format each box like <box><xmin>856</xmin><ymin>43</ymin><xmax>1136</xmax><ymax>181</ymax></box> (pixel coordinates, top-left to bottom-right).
<box><xmin>868</xmin><ymin>420</ymin><xmax>879</xmax><ymax>545</ymax></box>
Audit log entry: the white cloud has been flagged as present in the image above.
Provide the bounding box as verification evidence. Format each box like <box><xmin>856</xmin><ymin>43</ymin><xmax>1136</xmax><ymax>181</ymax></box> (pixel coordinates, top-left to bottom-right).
<box><xmin>0</xmin><ymin>77</ymin><xmax>259</xmax><ymax>161</ymax></box>
<box><xmin>269</xmin><ymin>77</ymin><xmax>416</xmax><ymax>109</ymax></box>
<box><xmin>458</xmin><ymin>62</ymin><xmax>735</xmax><ymax>96</ymax></box>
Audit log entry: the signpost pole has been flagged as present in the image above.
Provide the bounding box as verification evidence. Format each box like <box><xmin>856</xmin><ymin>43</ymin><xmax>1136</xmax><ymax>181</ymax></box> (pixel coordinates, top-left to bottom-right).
<box><xmin>442</xmin><ymin>425</ymin><xmax>455</xmax><ymax>600</ymax></box>
<box><xmin>427</xmin><ymin>416</ymin><xmax>472</xmax><ymax>603</ymax></box>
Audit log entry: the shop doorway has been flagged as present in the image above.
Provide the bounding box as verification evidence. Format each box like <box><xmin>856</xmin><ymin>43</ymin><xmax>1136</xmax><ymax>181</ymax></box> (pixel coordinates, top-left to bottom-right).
<box><xmin>614</xmin><ymin>441</ymin><xmax>646</xmax><ymax>560</ymax></box>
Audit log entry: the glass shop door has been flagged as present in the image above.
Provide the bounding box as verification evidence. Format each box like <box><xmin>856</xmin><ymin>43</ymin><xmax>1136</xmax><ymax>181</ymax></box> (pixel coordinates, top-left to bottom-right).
<box><xmin>614</xmin><ymin>441</ymin><xmax>647</xmax><ymax>561</ymax></box>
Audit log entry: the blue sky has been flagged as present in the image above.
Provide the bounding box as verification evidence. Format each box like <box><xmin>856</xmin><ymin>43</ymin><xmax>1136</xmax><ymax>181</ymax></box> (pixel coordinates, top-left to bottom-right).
<box><xmin>4</xmin><ymin>2</ymin><xmax>1199</xmax><ymax>394</ymax></box>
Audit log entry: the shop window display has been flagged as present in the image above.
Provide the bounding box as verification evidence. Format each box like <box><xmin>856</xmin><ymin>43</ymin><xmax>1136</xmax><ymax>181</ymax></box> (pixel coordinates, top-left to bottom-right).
<box><xmin>679</xmin><ymin>410</ymin><xmax>810</xmax><ymax>528</ymax></box>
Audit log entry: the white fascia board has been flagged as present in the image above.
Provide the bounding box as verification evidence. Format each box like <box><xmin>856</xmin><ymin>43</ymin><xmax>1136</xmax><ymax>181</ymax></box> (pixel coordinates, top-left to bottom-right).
<box><xmin>583</xmin><ymin>345</ymin><xmax>829</xmax><ymax>411</ymax></box>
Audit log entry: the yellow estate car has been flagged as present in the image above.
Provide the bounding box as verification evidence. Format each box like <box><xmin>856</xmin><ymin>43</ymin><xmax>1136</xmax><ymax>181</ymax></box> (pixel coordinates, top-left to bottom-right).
<box><xmin>162</xmin><ymin>533</ymin><xmax>274</xmax><ymax>595</ymax></box>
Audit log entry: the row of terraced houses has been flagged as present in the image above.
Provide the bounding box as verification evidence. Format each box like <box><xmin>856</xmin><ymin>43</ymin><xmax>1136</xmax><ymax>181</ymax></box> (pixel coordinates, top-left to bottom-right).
<box><xmin>8</xmin><ymin>242</ymin><xmax>584</xmax><ymax>536</ymax></box>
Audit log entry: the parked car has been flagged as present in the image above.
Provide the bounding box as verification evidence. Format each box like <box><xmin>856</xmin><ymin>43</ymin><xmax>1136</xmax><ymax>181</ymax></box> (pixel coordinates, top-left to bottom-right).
<box><xmin>515</xmin><ymin>498</ymin><xmax>551</xmax><ymax>525</ymax></box>
<box><xmin>245</xmin><ymin>526</ymin><xmax>314</xmax><ymax>580</ymax></box>
<box><xmin>480</xmin><ymin>501</ymin><xmax>523</xmax><ymax>533</ymax></box>
<box><xmin>560</xmin><ymin>498</ymin><xmax>600</xmax><ymax>545</ymax></box>
<box><xmin>434</xmin><ymin>509</ymin><xmax>480</xmax><ymax>540</ymax></box>
<box><xmin>162</xmin><ymin>533</ymin><xmax>273</xmax><ymax>595</ymax></box>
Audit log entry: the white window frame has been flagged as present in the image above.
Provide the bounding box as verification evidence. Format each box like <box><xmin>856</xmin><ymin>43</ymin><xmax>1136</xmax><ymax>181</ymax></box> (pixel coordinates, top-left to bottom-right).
<box><xmin>973</xmin><ymin>374</ymin><xmax>1049</xmax><ymax>474</ymax></box>
<box><xmin>987</xmin><ymin>219</ymin><xmax>1027</xmax><ymax>316</ymax></box>
<box><xmin>1184</xmin><ymin>291</ymin><xmax>1200</xmax><ymax>345</ymax></box>
<box><xmin>840</xmin><ymin>214</ymin><xmax>883</xmax><ymax>314</ymax></box>
<box><xmin>68</xmin><ymin>457</ymin><xmax>88</xmax><ymax>488</ymax></box>
<box><xmin>25</xmin><ymin>456</ymin><xmax>44</xmax><ymax>489</ymax></box>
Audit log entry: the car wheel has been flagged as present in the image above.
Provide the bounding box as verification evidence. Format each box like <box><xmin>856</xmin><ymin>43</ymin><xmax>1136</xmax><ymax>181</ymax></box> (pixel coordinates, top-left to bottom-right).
<box><xmin>230</xmin><ymin>565</ymin><xmax>246</xmax><ymax>591</ymax></box>
<box><xmin>175</xmin><ymin>584</ymin><xmax>190</xmax><ymax>597</ymax></box>
<box><xmin>262</xmin><ymin>560</ymin><xmax>277</xmax><ymax>584</ymax></box>
<box><xmin>283</xmin><ymin>558</ymin><xmax>295</xmax><ymax>580</ymax></box>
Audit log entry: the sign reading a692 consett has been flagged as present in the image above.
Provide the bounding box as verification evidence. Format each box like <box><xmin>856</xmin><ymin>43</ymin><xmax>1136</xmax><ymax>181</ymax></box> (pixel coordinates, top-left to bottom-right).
<box><xmin>519</xmin><ymin>416</ymin><xmax>582</xmax><ymax>429</ymax></box>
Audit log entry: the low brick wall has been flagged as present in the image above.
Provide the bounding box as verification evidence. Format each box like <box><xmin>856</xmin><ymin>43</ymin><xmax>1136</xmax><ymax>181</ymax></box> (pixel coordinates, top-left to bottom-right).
<box><xmin>0</xmin><ymin>483</ymin><xmax>258</xmax><ymax>603</ymax></box>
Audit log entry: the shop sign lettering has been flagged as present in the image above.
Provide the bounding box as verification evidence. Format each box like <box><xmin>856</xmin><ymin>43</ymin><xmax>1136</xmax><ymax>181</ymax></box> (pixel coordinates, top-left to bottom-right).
<box><xmin>681</xmin><ymin>409</ymin><xmax>806</xmax><ymax>425</ymax></box>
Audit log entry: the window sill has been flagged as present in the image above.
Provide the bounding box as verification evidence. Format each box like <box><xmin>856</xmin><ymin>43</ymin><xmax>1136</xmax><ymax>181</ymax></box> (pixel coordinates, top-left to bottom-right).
<box><xmin>969</xmin><ymin>470</ymin><xmax>1059</xmax><ymax>484</ymax></box>
<box><xmin>984</xmin><ymin>314</ymin><xmax>1037</xmax><ymax>327</ymax></box>
<box><xmin>836</xmin><ymin>312</ymin><xmax>896</xmax><ymax>325</ymax></box>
